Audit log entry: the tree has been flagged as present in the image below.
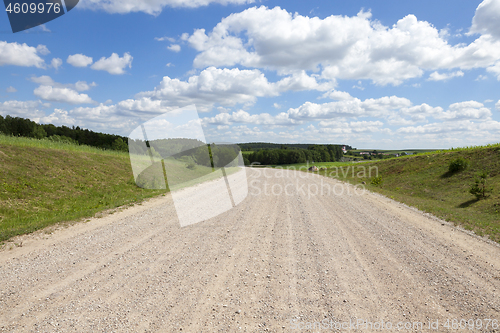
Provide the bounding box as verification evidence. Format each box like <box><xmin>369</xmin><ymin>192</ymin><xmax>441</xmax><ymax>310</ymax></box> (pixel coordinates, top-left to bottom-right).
<box><xmin>112</xmin><ymin>138</ymin><xmax>128</xmax><ymax>152</ymax></box>
<box><xmin>469</xmin><ymin>171</ymin><xmax>491</xmax><ymax>200</ymax></box>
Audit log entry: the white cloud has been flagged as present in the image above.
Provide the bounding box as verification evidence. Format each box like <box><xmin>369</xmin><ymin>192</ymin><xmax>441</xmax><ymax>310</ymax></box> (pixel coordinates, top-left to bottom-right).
<box><xmin>273</xmin><ymin>103</ymin><xmax>281</xmax><ymax>109</ymax></box>
<box><xmin>91</xmin><ymin>52</ymin><xmax>133</xmax><ymax>75</ymax></box>
<box><xmin>427</xmin><ymin>70</ymin><xmax>464</xmax><ymax>81</ymax></box>
<box><xmin>155</xmin><ymin>36</ymin><xmax>176</xmax><ymax>42</ymax></box>
<box><xmin>321</xmin><ymin>90</ymin><xmax>354</xmax><ymax>101</ymax></box>
<box><xmin>39</xmin><ymin>109</ymin><xmax>77</xmax><ymax>126</ymax></box>
<box><xmin>74</xmin><ymin>81</ymin><xmax>97</xmax><ymax>92</ymax></box>
<box><xmin>496</xmin><ymin>100</ymin><xmax>500</xmax><ymax>110</ymax></box>
<box><xmin>78</xmin><ymin>0</ymin><xmax>255</xmax><ymax>15</ymax></box>
<box><xmin>137</xmin><ymin>66</ymin><xmax>331</xmax><ymax>112</ymax></box>
<box><xmin>36</xmin><ymin>45</ymin><xmax>50</xmax><ymax>56</ymax></box>
<box><xmin>30</xmin><ymin>76</ymin><xmax>96</xmax><ymax>92</ymax></box>
<box><xmin>486</xmin><ymin>61</ymin><xmax>500</xmax><ymax>80</ymax></box>
<box><xmin>186</xmin><ymin>6</ymin><xmax>500</xmax><ymax>85</ymax></box>
<box><xmin>51</xmin><ymin>58</ymin><xmax>63</xmax><ymax>70</ymax></box>
<box><xmin>167</xmin><ymin>44</ymin><xmax>181</xmax><ymax>52</ymax></box>
<box><xmin>0</xmin><ymin>41</ymin><xmax>46</xmax><ymax>68</ymax></box>
<box><xmin>6</xmin><ymin>86</ymin><xmax>17</xmax><ymax>93</ymax></box>
<box><xmin>470</xmin><ymin>0</ymin><xmax>500</xmax><ymax>40</ymax></box>
<box><xmin>0</xmin><ymin>100</ymin><xmax>44</xmax><ymax>119</ymax></box>
<box><xmin>34</xmin><ymin>86</ymin><xmax>95</xmax><ymax>104</ymax></box>
<box><xmin>436</xmin><ymin>101</ymin><xmax>492</xmax><ymax>121</ymax></box>
<box><xmin>67</xmin><ymin>54</ymin><xmax>94</xmax><ymax>67</ymax></box>
<box><xmin>285</xmin><ymin>95</ymin><xmax>412</xmax><ymax>121</ymax></box>
<box><xmin>203</xmin><ymin>109</ymin><xmax>298</xmax><ymax>126</ymax></box>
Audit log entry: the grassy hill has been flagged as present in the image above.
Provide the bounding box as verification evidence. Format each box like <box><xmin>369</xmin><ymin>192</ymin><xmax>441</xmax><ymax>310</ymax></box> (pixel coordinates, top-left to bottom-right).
<box><xmin>0</xmin><ymin>135</ymin><xmax>242</xmax><ymax>243</ymax></box>
<box><xmin>0</xmin><ymin>135</ymin><xmax>169</xmax><ymax>243</ymax></box>
<box><xmin>318</xmin><ymin>144</ymin><xmax>500</xmax><ymax>243</ymax></box>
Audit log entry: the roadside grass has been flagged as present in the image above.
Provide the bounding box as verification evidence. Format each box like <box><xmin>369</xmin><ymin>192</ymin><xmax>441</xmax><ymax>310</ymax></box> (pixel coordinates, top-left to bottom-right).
<box><xmin>317</xmin><ymin>144</ymin><xmax>500</xmax><ymax>243</ymax></box>
<box><xmin>0</xmin><ymin>137</ymin><xmax>168</xmax><ymax>243</ymax></box>
<box><xmin>0</xmin><ymin>134</ymin><xmax>244</xmax><ymax>243</ymax></box>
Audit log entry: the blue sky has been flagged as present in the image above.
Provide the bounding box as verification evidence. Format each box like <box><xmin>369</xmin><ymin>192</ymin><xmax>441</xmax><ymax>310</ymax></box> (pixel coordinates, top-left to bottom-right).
<box><xmin>1</xmin><ymin>0</ymin><xmax>500</xmax><ymax>149</ymax></box>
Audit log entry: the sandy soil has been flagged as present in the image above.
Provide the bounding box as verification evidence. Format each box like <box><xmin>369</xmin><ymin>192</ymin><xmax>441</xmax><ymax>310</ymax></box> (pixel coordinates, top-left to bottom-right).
<box><xmin>1</xmin><ymin>168</ymin><xmax>499</xmax><ymax>332</ymax></box>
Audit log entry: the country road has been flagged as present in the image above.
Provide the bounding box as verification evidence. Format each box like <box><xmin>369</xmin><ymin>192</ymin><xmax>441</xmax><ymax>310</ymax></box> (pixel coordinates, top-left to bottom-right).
<box><xmin>1</xmin><ymin>168</ymin><xmax>499</xmax><ymax>332</ymax></box>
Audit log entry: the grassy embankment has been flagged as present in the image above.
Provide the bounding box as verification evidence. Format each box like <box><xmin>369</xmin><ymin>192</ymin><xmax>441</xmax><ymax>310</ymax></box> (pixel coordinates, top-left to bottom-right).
<box><xmin>313</xmin><ymin>144</ymin><xmax>500</xmax><ymax>243</ymax></box>
<box><xmin>0</xmin><ymin>135</ymin><xmax>226</xmax><ymax>243</ymax></box>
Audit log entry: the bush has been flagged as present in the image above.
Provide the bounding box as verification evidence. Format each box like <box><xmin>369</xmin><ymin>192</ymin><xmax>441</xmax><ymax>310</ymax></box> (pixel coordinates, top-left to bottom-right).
<box><xmin>371</xmin><ymin>176</ymin><xmax>383</xmax><ymax>186</ymax></box>
<box><xmin>449</xmin><ymin>157</ymin><xmax>469</xmax><ymax>173</ymax></box>
<box><xmin>186</xmin><ymin>162</ymin><xmax>196</xmax><ymax>170</ymax></box>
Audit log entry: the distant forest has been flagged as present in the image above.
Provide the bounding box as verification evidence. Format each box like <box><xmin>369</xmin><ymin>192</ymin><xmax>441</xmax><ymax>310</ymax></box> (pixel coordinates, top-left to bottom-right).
<box><xmin>0</xmin><ymin>115</ymin><xmax>129</xmax><ymax>152</ymax></box>
<box><xmin>245</xmin><ymin>144</ymin><xmax>345</xmax><ymax>165</ymax></box>
<box><xmin>239</xmin><ymin>142</ymin><xmax>353</xmax><ymax>151</ymax></box>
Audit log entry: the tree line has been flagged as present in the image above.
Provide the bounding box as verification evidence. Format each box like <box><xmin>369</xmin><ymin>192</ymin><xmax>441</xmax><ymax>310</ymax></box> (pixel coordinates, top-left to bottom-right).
<box><xmin>246</xmin><ymin>145</ymin><xmax>344</xmax><ymax>165</ymax></box>
<box><xmin>0</xmin><ymin>115</ymin><xmax>129</xmax><ymax>151</ymax></box>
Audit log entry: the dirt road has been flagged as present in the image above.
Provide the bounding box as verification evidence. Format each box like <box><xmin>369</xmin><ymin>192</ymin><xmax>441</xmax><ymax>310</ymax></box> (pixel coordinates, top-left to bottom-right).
<box><xmin>1</xmin><ymin>168</ymin><xmax>499</xmax><ymax>332</ymax></box>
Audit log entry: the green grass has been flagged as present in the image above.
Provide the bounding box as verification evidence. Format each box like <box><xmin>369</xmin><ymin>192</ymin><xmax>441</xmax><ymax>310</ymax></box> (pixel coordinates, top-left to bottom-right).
<box><xmin>0</xmin><ymin>134</ymin><xmax>126</xmax><ymax>156</ymax></box>
<box><xmin>316</xmin><ymin>144</ymin><xmax>500</xmax><ymax>243</ymax></box>
<box><xmin>0</xmin><ymin>134</ymin><xmax>239</xmax><ymax>243</ymax></box>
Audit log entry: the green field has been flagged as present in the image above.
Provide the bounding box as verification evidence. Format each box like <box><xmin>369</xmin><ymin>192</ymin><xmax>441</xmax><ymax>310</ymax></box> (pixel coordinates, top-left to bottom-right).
<box><xmin>315</xmin><ymin>144</ymin><xmax>500</xmax><ymax>243</ymax></box>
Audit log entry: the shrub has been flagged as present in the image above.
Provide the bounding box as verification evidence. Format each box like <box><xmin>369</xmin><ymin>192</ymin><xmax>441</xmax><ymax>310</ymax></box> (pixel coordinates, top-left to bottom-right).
<box><xmin>371</xmin><ymin>176</ymin><xmax>383</xmax><ymax>186</ymax></box>
<box><xmin>469</xmin><ymin>171</ymin><xmax>491</xmax><ymax>200</ymax></box>
<box><xmin>448</xmin><ymin>157</ymin><xmax>469</xmax><ymax>173</ymax></box>
<box><xmin>186</xmin><ymin>162</ymin><xmax>196</xmax><ymax>170</ymax></box>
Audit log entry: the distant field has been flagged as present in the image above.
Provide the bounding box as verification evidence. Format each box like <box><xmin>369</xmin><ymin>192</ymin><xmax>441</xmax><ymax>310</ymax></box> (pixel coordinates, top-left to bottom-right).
<box><xmin>318</xmin><ymin>144</ymin><xmax>500</xmax><ymax>243</ymax></box>
<box><xmin>350</xmin><ymin>149</ymin><xmax>438</xmax><ymax>154</ymax></box>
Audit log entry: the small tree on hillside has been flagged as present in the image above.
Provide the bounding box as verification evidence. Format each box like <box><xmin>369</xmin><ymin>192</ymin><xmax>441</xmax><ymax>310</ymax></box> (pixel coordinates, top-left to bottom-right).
<box><xmin>469</xmin><ymin>171</ymin><xmax>492</xmax><ymax>200</ymax></box>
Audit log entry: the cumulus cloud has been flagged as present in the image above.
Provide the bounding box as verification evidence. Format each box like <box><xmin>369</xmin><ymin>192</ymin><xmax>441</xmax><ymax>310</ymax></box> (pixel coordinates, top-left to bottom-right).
<box><xmin>36</xmin><ymin>45</ymin><xmax>50</xmax><ymax>56</ymax></box>
<box><xmin>67</xmin><ymin>54</ymin><xmax>94</xmax><ymax>67</ymax></box>
<box><xmin>91</xmin><ymin>52</ymin><xmax>133</xmax><ymax>74</ymax></box>
<box><xmin>427</xmin><ymin>70</ymin><xmax>464</xmax><ymax>81</ymax></box>
<box><xmin>78</xmin><ymin>0</ymin><xmax>255</xmax><ymax>15</ymax></box>
<box><xmin>74</xmin><ymin>81</ymin><xmax>97</xmax><ymax>92</ymax></box>
<box><xmin>186</xmin><ymin>6</ymin><xmax>500</xmax><ymax>85</ymax></box>
<box><xmin>0</xmin><ymin>41</ymin><xmax>46</xmax><ymax>68</ymax></box>
<box><xmin>286</xmin><ymin>96</ymin><xmax>412</xmax><ymax>121</ymax></box>
<box><xmin>321</xmin><ymin>90</ymin><xmax>354</xmax><ymax>101</ymax></box>
<box><xmin>30</xmin><ymin>76</ymin><xmax>96</xmax><ymax>104</ymax></box>
<box><xmin>51</xmin><ymin>58</ymin><xmax>63</xmax><ymax>70</ymax></box>
<box><xmin>30</xmin><ymin>76</ymin><xmax>96</xmax><ymax>92</ymax></box>
<box><xmin>34</xmin><ymin>86</ymin><xmax>95</xmax><ymax>104</ymax></box>
<box><xmin>436</xmin><ymin>101</ymin><xmax>492</xmax><ymax>121</ymax></box>
<box><xmin>137</xmin><ymin>66</ymin><xmax>332</xmax><ymax>112</ymax></box>
<box><xmin>0</xmin><ymin>100</ymin><xmax>44</xmax><ymax>118</ymax></box>
<box><xmin>496</xmin><ymin>100</ymin><xmax>500</xmax><ymax>110</ymax></box>
<box><xmin>470</xmin><ymin>0</ymin><xmax>500</xmax><ymax>40</ymax></box>
<box><xmin>155</xmin><ymin>36</ymin><xmax>176</xmax><ymax>42</ymax></box>
<box><xmin>203</xmin><ymin>109</ymin><xmax>299</xmax><ymax>126</ymax></box>
<box><xmin>487</xmin><ymin>61</ymin><xmax>500</xmax><ymax>79</ymax></box>
<box><xmin>6</xmin><ymin>86</ymin><xmax>17</xmax><ymax>93</ymax></box>
<box><xmin>167</xmin><ymin>44</ymin><xmax>181</xmax><ymax>52</ymax></box>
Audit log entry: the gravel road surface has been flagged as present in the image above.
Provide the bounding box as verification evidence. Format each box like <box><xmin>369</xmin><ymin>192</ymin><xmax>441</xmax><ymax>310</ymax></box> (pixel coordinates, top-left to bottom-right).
<box><xmin>1</xmin><ymin>168</ymin><xmax>499</xmax><ymax>332</ymax></box>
